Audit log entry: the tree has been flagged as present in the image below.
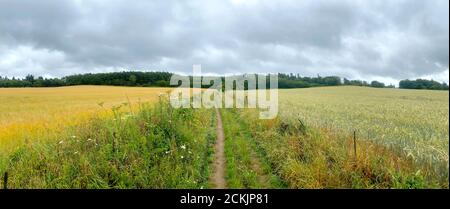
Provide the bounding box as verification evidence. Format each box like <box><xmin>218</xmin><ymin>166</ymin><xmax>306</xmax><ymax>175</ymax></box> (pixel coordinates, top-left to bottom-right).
<box><xmin>129</xmin><ymin>74</ymin><xmax>137</xmax><ymax>85</ymax></box>
<box><xmin>25</xmin><ymin>74</ymin><xmax>35</xmax><ymax>83</ymax></box>
<box><xmin>399</xmin><ymin>79</ymin><xmax>449</xmax><ymax>90</ymax></box>
<box><xmin>370</xmin><ymin>81</ymin><xmax>385</xmax><ymax>88</ymax></box>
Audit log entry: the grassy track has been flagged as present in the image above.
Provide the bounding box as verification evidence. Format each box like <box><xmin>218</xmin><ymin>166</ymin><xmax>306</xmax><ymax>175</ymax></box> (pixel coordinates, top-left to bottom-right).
<box><xmin>221</xmin><ymin>109</ymin><xmax>285</xmax><ymax>189</ymax></box>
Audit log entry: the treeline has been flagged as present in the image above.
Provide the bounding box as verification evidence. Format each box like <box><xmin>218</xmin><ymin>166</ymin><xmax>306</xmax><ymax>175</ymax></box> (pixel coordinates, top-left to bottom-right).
<box><xmin>278</xmin><ymin>73</ymin><xmax>395</xmax><ymax>89</ymax></box>
<box><xmin>399</xmin><ymin>79</ymin><xmax>449</xmax><ymax>90</ymax></box>
<box><xmin>0</xmin><ymin>72</ymin><xmax>448</xmax><ymax>90</ymax></box>
<box><xmin>0</xmin><ymin>75</ymin><xmax>65</xmax><ymax>87</ymax></box>
<box><xmin>343</xmin><ymin>78</ymin><xmax>395</xmax><ymax>88</ymax></box>
<box><xmin>64</xmin><ymin>72</ymin><xmax>173</xmax><ymax>87</ymax></box>
<box><xmin>0</xmin><ymin>72</ymin><xmax>173</xmax><ymax>88</ymax></box>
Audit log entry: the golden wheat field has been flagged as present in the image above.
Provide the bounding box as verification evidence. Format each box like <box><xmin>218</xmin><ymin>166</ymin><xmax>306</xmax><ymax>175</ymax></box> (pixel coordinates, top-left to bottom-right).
<box><xmin>0</xmin><ymin>86</ymin><xmax>171</xmax><ymax>151</ymax></box>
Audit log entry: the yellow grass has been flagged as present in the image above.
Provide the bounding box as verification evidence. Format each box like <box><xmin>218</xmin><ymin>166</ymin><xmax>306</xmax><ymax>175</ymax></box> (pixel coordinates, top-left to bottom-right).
<box><xmin>0</xmin><ymin>85</ymin><xmax>171</xmax><ymax>151</ymax></box>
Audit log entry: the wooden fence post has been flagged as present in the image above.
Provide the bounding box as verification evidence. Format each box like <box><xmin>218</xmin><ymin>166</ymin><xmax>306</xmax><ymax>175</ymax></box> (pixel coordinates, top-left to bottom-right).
<box><xmin>353</xmin><ymin>131</ymin><xmax>357</xmax><ymax>162</ymax></box>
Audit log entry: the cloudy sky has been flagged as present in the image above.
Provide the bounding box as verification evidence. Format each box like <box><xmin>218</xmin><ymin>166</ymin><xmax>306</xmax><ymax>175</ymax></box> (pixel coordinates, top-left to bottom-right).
<box><xmin>0</xmin><ymin>0</ymin><xmax>448</xmax><ymax>84</ymax></box>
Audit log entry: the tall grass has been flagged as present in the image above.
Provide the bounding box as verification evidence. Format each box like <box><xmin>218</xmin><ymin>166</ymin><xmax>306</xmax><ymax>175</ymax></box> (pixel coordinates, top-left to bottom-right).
<box><xmin>0</xmin><ymin>97</ymin><xmax>216</xmax><ymax>189</ymax></box>
<box><xmin>235</xmin><ymin>109</ymin><xmax>447</xmax><ymax>188</ymax></box>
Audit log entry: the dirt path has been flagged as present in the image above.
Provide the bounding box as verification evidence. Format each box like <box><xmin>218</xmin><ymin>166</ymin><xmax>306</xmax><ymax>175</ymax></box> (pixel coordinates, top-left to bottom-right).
<box><xmin>210</xmin><ymin>109</ymin><xmax>226</xmax><ymax>189</ymax></box>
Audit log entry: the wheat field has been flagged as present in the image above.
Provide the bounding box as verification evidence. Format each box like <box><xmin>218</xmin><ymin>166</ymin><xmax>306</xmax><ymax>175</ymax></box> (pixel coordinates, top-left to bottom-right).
<box><xmin>0</xmin><ymin>86</ymin><xmax>171</xmax><ymax>152</ymax></box>
<box><xmin>0</xmin><ymin>86</ymin><xmax>448</xmax><ymax>188</ymax></box>
<box><xmin>278</xmin><ymin>86</ymin><xmax>449</xmax><ymax>178</ymax></box>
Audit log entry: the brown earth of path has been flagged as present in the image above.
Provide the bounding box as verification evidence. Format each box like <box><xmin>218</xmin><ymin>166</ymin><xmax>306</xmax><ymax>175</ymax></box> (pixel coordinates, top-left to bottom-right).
<box><xmin>210</xmin><ymin>109</ymin><xmax>226</xmax><ymax>189</ymax></box>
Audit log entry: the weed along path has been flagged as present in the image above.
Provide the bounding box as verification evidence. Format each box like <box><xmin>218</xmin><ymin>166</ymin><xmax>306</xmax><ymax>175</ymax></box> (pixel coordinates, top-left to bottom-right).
<box><xmin>210</xmin><ymin>109</ymin><xmax>227</xmax><ymax>189</ymax></box>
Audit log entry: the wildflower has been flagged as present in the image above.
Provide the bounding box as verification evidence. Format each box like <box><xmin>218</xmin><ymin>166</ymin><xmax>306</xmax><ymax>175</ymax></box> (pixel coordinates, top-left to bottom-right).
<box><xmin>87</xmin><ymin>138</ymin><xmax>93</xmax><ymax>142</ymax></box>
<box><xmin>165</xmin><ymin>151</ymin><xmax>170</xmax><ymax>154</ymax></box>
<box><xmin>74</xmin><ymin>151</ymin><xmax>79</xmax><ymax>154</ymax></box>
<box><xmin>180</xmin><ymin>145</ymin><xmax>186</xmax><ymax>150</ymax></box>
<box><xmin>180</xmin><ymin>156</ymin><xmax>184</xmax><ymax>159</ymax></box>
<box><xmin>58</xmin><ymin>140</ymin><xmax>64</xmax><ymax>144</ymax></box>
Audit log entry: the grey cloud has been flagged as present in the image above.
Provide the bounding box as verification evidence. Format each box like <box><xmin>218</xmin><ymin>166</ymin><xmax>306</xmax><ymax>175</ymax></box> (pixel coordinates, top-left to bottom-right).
<box><xmin>0</xmin><ymin>0</ymin><xmax>448</xmax><ymax>83</ymax></box>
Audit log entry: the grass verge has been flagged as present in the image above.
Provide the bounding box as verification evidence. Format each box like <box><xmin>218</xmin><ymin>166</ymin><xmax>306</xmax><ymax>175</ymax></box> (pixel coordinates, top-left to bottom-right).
<box><xmin>0</xmin><ymin>98</ymin><xmax>216</xmax><ymax>189</ymax></box>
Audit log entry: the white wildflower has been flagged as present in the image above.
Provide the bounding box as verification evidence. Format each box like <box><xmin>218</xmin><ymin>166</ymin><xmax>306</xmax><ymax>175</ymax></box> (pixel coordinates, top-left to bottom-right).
<box><xmin>180</xmin><ymin>145</ymin><xmax>186</xmax><ymax>150</ymax></box>
<box><xmin>58</xmin><ymin>140</ymin><xmax>64</xmax><ymax>144</ymax></box>
<box><xmin>180</xmin><ymin>156</ymin><xmax>184</xmax><ymax>159</ymax></box>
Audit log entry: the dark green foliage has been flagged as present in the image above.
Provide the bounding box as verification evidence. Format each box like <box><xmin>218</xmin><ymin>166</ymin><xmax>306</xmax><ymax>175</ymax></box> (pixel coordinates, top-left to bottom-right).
<box><xmin>278</xmin><ymin>74</ymin><xmax>342</xmax><ymax>88</ymax></box>
<box><xmin>64</xmin><ymin>71</ymin><xmax>173</xmax><ymax>87</ymax></box>
<box><xmin>399</xmin><ymin>79</ymin><xmax>449</xmax><ymax>90</ymax></box>
<box><xmin>2</xmin><ymin>72</ymin><xmax>448</xmax><ymax>91</ymax></box>
<box><xmin>370</xmin><ymin>81</ymin><xmax>385</xmax><ymax>88</ymax></box>
<box><xmin>344</xmin><ymin>78</ymin><xmax>369</xmax><ymax>86</ymax></box>
<box><xmin>0</xmin><ymin>71</ymin><xmax>173</xmax><ymax>88</ymax></box>
<box><xmin>0</xmin><ymin>75</ymin><xmax>63</xmax><ymax>87</ymax></box>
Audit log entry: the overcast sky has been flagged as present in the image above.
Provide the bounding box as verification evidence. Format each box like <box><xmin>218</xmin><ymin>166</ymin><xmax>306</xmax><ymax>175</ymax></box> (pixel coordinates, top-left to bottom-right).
<box><xmin>0</xmin><ymin>0</ymin><xmax>448</xmax><ymax>84</ymax></box>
